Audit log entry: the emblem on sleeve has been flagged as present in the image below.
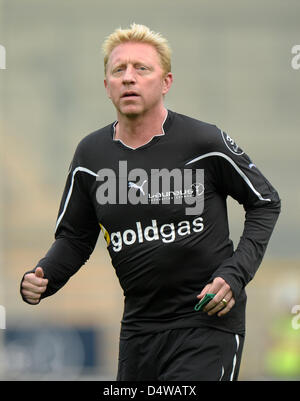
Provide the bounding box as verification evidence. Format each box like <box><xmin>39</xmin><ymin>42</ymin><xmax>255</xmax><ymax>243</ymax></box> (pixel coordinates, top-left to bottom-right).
<box><xmin>221</xmin><ymin>130</ymin><xmax>244</xmax><ymax>156</ymax></box>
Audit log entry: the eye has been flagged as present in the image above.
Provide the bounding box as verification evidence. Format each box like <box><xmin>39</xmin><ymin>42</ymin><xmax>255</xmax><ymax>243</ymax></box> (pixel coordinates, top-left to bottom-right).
<box><xmin>136</xmin><ymin>65</ymin><xmax>149</xmax><ymax>72</ymax></box>
<box><xmin>112</xmin><ymin>66</ymin><xmax>124</xmax><ymax>74</ymax></box>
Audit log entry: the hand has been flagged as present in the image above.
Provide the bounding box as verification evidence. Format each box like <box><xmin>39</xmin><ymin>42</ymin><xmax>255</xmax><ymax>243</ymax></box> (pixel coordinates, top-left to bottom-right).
<box><xmin>21</xmin><ymin>267</ymin><xmax>48</xmax><ymax>305</ymax></box>
<box><xmin>197</xmin><ymin>277</ymin><xmax>235</xmax><ymax>317</ymax></box>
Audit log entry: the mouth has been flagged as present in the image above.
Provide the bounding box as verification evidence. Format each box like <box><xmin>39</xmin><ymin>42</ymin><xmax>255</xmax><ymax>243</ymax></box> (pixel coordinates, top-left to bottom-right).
<box><xmin>121</xmin><ymin>91</ymin><xmax>140</xmax><ymax>99</ymax></box>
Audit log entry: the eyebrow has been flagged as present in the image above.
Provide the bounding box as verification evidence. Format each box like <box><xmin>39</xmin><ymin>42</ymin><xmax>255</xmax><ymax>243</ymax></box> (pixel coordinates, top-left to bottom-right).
<box><xmin>112</xmin><ymin>59</ymin><xmax>151</xmax><ymax>66</ymax></box>
<box><xmin>111</xmin><ymin>61</ymin><xmax>154</xmax><ymax>72</ymax></box>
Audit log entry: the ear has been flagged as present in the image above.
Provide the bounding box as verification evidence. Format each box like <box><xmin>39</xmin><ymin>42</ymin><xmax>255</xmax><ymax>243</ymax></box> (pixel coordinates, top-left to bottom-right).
<box><xmin>162</xmin><ymin>72</ymin><xmax>173</xmax><ymax>95</ymax></box>
<box><xmin>104</xmin><ymin>78</ymin><xmax>111</xmax><ymax>98</ymax></box>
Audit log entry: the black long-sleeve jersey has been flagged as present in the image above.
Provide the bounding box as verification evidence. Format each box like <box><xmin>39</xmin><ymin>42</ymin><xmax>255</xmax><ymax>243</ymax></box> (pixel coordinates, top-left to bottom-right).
<box><xmin>22</xmin><ymin>110</ymin><xmax>280</xmax><ymax>336</ymax></box>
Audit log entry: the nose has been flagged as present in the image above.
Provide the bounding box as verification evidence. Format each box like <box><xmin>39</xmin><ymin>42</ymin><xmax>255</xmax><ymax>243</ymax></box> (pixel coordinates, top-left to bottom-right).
<box><xmin>122</xmin><ymin>65</ymin><xmax>136</xmax><ymax>84</ymax></box>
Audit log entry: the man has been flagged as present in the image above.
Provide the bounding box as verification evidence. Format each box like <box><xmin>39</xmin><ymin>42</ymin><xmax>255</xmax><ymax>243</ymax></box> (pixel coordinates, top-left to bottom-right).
<box><xmin>20</xmin><ymin>24</ymin><xmax>281</xmax><ymax>381</ymax></box>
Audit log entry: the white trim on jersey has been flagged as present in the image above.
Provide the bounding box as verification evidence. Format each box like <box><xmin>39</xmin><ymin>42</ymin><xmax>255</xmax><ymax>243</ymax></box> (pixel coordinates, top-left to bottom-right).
<box><xmin>185</xmin><ymin>152</ymin><xmax>271</xmax><ymax>202</ymax></box>
<box><xmin>219</xmin><ymin>365</ymin><xmax>225</xmax><ymax>381</ymax></box>
<box><xmin>230</xmin><ymin>334</ymin><xmax>240</xmax><ymax>381</ymax></box>
<box><xmin>55</xmin><ymin>167</ymin><xmax>98</xmax><ymax>233</ymax></box>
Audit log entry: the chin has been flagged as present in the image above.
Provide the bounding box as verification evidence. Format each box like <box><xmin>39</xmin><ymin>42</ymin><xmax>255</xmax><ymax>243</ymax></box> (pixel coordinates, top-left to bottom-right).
<box><xmin>120</xmin><ymin>106</ymin><xmax>144</xmax><ymax>118</ymax></box>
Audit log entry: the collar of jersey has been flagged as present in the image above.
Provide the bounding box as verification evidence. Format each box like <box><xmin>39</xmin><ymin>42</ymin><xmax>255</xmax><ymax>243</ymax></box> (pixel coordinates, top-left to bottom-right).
<box><xmin>111</xmin><ymin>109</ymin><xmax>173</xmax><ymax>151</ymax></box>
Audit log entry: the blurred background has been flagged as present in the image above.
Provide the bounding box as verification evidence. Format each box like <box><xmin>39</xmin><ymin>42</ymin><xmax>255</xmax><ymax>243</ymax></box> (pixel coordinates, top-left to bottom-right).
<box><xmin>0</xmin><ymin>0</ymin><xmax>299</xmax><ymax>381</ymax></box>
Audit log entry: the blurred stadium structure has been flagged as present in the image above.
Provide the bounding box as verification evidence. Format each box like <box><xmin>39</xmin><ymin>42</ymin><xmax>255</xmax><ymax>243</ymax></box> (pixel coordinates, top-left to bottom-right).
<box><xmin>0</xmin><ymin>0</ymin><xmax>299</xmax><ymax>380</ymax></box>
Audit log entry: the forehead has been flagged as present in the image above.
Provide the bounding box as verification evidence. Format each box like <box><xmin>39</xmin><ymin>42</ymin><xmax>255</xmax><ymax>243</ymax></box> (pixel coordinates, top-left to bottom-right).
<box><xmin>108</xmin><ymin>42</ymin><xmax>161</xmax><ymax>67</ymax></box>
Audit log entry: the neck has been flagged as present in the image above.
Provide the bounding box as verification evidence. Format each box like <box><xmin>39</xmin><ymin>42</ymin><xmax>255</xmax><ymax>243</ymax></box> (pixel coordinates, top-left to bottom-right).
<box><xmin>114</xmin><ymin>107</ymin><xmax>168</xmax><ymax>149</ymax></box>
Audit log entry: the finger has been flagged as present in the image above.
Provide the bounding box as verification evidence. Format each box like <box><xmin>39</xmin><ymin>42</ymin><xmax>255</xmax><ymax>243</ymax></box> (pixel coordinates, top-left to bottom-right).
<box><xmin>203</xmin><ymin>282</ymin><xmax>231</xmax><ymax>312</ymax></box>
<box><xmin>22</xmin><ymin>278</ymin><xmax>47</xmax><ymax>290</ymax></box>
<box><xmin>204</xmin><ymin>289</ymin><xmax>232</xmax><ymax>313</ymax></box>
<box><xmin>206</xmin><ymin>295</ymin><xmax>234</xmax><ymax>316</ymax></box>
<box><xmin>206</xmin><ymin>301</ymin><xmax>227</xmax><ymax>316</ymax></box>
<box><xmin>210</xmin><ymin>289</ymin><xmax>232</xmax><ymax>308</ymax></box>
<box><xmin>207</xmin><ymin>278</ymin><xmax>230</xmax><ymax>298</ymax></box>
<box><xmin>23</xmin><ymin>277</ymin><xmax>48</xmax><ymax>289</ymax></box>
<box><xmin>197</xmin><ymin>284</ymin><xmax>212</xmax><ymax>299</ymax></box>
<box><xmin>199</xmin><ymin>278</ymin><xmax>226</xmax><ymax>305</ymax></box>
<box><xmin>24</xmin><ymin>273</ymin><xmax>48</xmax><ymax>287</ymax></box>
<box><xmin>24</xmin><ymin>297</ymin><xmax>40</xmax><ymax>305</ymax></box>
<box><xmin>217</xmin><ymin>298</ymin><xmax>235</xmax><ymax>317</ymax></box>
<box><xmin>21</xmin><ymin>281</ymin><xmax>47</xmax><ymax>294</ymax></box>
<box><xmin>35</xmin><ymin>267</ymin><xmax>44</xmax><ymax>278</ymax></box>
<box><xmin>21</xmin><ymin>289</ymin><xmax>42</xmax><ymax>301</ymax></box>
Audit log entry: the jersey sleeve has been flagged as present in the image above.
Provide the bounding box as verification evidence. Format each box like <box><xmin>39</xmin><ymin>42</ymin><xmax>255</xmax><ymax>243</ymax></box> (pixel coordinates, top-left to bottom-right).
<box><xmin>21</xmin><ymin>144</ymin><xmax>100</xmax><ymax>303</ymax></box>
<box><xmin>208</xmin><ymin>127</ymin><xmax>281</xmax><ymax>298</ymax></box>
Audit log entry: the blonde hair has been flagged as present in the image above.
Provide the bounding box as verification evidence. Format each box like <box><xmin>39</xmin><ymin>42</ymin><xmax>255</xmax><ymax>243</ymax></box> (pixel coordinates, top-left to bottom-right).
<box><xmin>102</xmin><ymin>23</ymin><xmax>172</xmax><ymax>75</ymax></box>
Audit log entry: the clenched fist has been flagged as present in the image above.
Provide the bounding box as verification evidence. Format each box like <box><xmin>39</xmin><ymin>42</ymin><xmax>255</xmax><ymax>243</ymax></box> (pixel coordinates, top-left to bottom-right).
<box><xmin>21</xmin><ymin>267</ymin><xmax>48</xmax><ymax>305</ymax></box>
